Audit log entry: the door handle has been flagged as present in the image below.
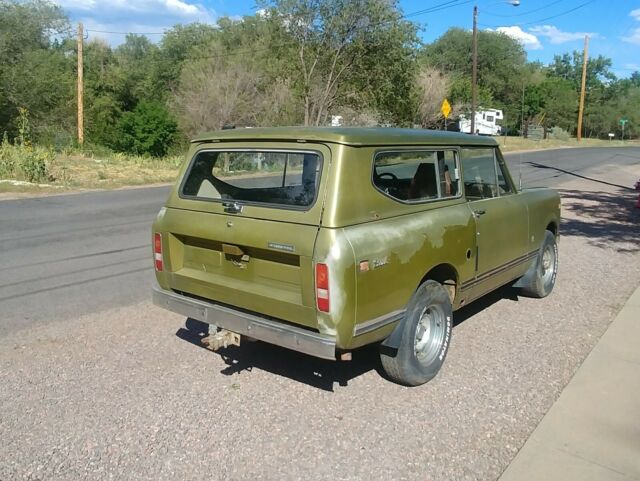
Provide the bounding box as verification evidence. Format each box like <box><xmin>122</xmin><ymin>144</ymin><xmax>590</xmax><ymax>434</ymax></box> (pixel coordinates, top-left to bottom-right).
<box><xmin>473</xmin><ymin>209</ymin><xmax>486</xmax><ymax>218</ymax></box>
<box><xmin>223</xmin><ymin>201</ymin><xmax>243</xmax><ymax>214</ymax></box>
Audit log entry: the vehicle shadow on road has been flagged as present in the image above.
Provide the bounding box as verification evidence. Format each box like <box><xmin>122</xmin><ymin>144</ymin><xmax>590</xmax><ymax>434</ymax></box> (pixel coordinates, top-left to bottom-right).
<box><xmin>559</xmin><ymin>188</ymin><xmax>640</xmax><ymax>253</ymax></box>
<box><xmin>175</xmin><ymin>318</ymin><xmax>383</xmax><ymax>392</ymax></box>
<box><xmin>453</xmin><ymin>284</ymin><xmax>520</xmax><ymax>327</ymax></box>
<box><xmin>174</xmin><ymin>284</ymin><xmax>520</xmax><ymax>391</ymax></box>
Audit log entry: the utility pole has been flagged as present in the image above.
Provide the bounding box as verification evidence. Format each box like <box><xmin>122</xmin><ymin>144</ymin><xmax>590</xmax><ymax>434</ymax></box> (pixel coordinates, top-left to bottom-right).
<box><xmin>521</xmin><ymin>83</ymin><xmax>525</xmax><ymax>137</ymax></box>
<box><xmin>77</xmin><ymin>22</ymin><xmax>84</xmax><ymax>146</ymax></box>
<box><xmin>470</xmin><ymin>5</ymin><xmax>478</xmax><ymax>136</ymax></box>
<box><xmin>577</xmin><ymin>35</ymin><xmax>589</xmax><ymax>141</ymax></box>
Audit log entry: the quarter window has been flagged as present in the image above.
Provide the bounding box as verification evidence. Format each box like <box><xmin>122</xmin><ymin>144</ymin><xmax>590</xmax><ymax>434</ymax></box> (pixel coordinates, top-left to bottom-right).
<box><xmin>373</xmin><ymin>150</ymin><xmax>460</xmax><ymax>202</ymax></box>
<box><xmin>497</xmin><ymin>158</ymin><xmax>513</xmax><ymax>195</ymax></box>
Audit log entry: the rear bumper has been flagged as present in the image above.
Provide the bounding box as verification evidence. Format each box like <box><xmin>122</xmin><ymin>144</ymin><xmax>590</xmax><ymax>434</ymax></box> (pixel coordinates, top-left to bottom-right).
<box><xmin>152</xmin><ymin>285</ymin><xmax>336</xmax><ymax>360</ymax></box>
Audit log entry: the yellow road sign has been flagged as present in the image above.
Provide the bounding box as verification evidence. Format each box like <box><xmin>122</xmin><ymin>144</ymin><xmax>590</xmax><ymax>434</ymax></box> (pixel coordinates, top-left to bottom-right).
<box><xmin>441</xmin><ymin>99</ymin><xmax>451</xmax><ymax>119</ymax></box>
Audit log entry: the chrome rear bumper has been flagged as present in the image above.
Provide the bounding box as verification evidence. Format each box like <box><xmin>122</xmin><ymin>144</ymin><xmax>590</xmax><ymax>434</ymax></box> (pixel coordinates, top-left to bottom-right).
<box><xmin>152</xmin><ymin>285</ymin><xmax>336</xmax><ymax>360</ymax></box>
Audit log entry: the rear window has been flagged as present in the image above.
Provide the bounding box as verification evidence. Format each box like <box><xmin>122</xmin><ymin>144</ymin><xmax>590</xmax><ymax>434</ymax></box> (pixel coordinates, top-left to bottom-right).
<box><xmin>181</xmin><ymin>150</ymin><xmax>322</xmax><ymax>208</ymax></box>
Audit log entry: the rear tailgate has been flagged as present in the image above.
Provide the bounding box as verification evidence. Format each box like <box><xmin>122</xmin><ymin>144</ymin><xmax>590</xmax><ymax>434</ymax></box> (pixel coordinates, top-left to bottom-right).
<box><xmin>154</xmin><ymin>142</ymin><xmax>331</xmax><ymax>330</ymax></box>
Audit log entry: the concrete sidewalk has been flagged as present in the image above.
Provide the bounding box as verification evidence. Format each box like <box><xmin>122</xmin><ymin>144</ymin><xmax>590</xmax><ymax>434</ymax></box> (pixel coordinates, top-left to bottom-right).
<box><xmin>499</xmin><ymin>285</ymin><xmax>640</xmax><ymax>481</ymax></box>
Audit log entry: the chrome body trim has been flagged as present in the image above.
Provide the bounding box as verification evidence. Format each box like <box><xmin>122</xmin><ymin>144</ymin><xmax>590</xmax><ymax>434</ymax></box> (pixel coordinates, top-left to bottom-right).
<box><xmin>353</xmin><ymin>309</ymin><xmax>405</xmax><ymax>337</ymax></box>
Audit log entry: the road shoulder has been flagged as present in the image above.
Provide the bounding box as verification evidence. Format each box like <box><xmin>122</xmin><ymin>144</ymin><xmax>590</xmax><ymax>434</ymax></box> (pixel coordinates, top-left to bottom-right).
<box><xmin>498</xmin><ymin>285</ymin><xmax>640</xmax><ymax>481</ymax></box>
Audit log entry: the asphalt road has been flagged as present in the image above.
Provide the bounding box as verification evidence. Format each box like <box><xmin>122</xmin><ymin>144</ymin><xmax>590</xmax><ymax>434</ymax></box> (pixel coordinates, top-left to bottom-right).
<box><xmin>0</xmin><ymin>146</ymin><xmax>638</xmax><ymax>336</ymax></box>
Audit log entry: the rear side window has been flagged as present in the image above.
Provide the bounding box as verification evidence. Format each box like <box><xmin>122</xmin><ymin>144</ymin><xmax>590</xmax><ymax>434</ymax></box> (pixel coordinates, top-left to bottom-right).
<box><xmin>181</xmin><ymin>150</ymin><xmax>322</xmax><ymax>208</ymax></box>
<box><xmin>373</xmin><ymin>150</ymin><xmax>460</xmax><ymax>203</ymax></box>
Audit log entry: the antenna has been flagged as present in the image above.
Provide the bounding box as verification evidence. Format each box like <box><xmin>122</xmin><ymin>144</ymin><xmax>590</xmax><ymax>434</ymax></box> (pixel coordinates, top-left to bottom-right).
<box><xmin>519</xmin><ymin>153</ymin><xmax>523</xmax><ymax>190</ymax></box>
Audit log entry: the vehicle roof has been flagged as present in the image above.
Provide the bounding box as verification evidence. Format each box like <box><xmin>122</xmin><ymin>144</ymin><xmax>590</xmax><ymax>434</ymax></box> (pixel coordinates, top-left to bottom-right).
<box><xmin>191</xmin><ymin>127</ymin><xmax>498</xmax><ymax>147</ymax></box>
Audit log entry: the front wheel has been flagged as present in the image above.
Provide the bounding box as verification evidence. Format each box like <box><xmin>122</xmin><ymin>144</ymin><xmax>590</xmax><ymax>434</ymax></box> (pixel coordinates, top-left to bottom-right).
<box><xmin>380</xmin><ymin>280</ymin><xmax>453</xmax><ymax>386</ymax></box>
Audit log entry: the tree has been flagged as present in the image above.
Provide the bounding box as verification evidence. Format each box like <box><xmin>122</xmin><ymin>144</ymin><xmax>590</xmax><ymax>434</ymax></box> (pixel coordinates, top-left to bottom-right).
<box><xmin>258</xmin><ymin>0</ymin><xmax>418</xmax><ymax>126</ymax></box>
<box><xmin>415</xmin><ymin>67</ymin><xmax>450</xmax><ymax>128</ymax></box>
<box><xmin>171</xmin><ymin>55</ymin><xmax>261</xmax><ymax>136</ymax></box>
<box><xmin>539</xmin><ymin>78</ymin><xmax>578</xmax><ymax>132</ymax></box>
<box><xmin>548</xmin><ymin>51</ymin><xmax>616</xmax><ymax>91</ymax></box>
<box><xmin>150</xmin><ymin>23</ymin><xmax>218</xmax><ymax>99</ymax></box>
<box><xmin>422</xmin><ymin>28</ymin><xmax>526</xmax><ymax>105</ymax></box>
<box><xmin>0</xmin><ymin>0</ymin><xmax>72</xmax><ymax>140</ymax></box>
<box><xmin>113</xmin><ymin>35</ymin><xmax>159</xmax><ymax>109</ymax></box>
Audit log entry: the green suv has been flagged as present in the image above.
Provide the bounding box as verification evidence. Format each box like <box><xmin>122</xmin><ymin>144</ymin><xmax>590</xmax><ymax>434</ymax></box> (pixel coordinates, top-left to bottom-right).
<box><xmin>152</xmin><ymin>128</ymin><xmax>560</xmax><ymax>386</ymax></box>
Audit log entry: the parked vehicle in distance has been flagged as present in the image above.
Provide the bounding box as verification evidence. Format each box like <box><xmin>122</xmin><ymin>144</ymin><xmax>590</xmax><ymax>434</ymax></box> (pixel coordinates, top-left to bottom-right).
<box><xmin>459</xmin><ymin>108</ymin><xmax>503</xmax><ymax>135</ymax></box>
<box><xmin>152</xmin><ymin>127</ymin><xmax>560</xmax><ymax>386</ymax></box>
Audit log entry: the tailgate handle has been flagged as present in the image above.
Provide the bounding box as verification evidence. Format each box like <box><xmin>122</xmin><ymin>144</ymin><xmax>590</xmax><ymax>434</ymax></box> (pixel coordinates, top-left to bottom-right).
<box><xmin>222</xmin><ymin>243</ymin><xmax>245</xmax><ymax>256</ymax></box>
<box><xmin>223</xmin><ymin>201</ymin><xmax>243</xmax><ymax>214</ymax></box>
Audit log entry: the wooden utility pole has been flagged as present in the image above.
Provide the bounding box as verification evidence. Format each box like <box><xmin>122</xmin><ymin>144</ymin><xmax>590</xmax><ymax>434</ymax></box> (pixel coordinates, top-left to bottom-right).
<box><xmin>577</xmin><ymin>35</ymin><xmax>589</xmax><ymax>141</ymax></box>
<box><xmin>77</xmin><ymin>22</ymin><xmax>84</xmax><ymax>146</ymax></box>
<box><xmin>470</xmin><ymin>5</ymin><xmax>478</xmax><ymax>135</ymax></box>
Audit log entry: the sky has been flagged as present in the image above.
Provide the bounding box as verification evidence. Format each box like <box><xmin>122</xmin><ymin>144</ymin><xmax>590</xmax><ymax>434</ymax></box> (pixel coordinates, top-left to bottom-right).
<box><xmin>54</xmin><ymin>0</ymin><xmax>640</xmax><ymax>77</ymax></box>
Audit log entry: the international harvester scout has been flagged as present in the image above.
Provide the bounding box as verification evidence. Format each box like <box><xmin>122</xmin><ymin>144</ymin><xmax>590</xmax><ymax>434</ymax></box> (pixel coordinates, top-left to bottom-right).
<box><xmin>152</xmin><ymin>128</ymin><xmax>560</xmax><ymax>385</ymax></box>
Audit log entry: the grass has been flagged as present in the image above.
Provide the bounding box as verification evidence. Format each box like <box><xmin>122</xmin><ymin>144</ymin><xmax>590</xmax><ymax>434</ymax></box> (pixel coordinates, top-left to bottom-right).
<box><xmin>496</xmin><ymin>136</ymin><xmax>638</xmax><ymax>152</ymax></box>
<box><xmin>0</xmin><ymin>146</ymin><xmax>183</xmax><ymax>197</ymax></box>
<box><xmin>1</xmin><ymin>136</ymin><xmax>638</xmax><ymax>198</ymax></box>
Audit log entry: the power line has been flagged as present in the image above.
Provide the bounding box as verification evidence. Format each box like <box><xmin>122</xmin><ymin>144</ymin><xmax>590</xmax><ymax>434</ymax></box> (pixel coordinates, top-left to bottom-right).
<box><xmin>84</xmin><ymin>0</ymin><xmax>474</xmax><ymax>64</ymax></box>
<box><xmin>85</xmin><ymin>0</ymin><xmax>472</xmax><ymax>38</ymax></box>
<box><xmin>481</xmin><ymin>0</ymin><xmax>598</xmax><ymax>28</ymax></box>
<box><xmin>482</xmin><ymin>0</ymin><xmax>565</xmax><ymax>18</ymax></box>
<box><xmin>403</xmin><ymin>0</ymin><xmax>474</xmax><ymax>19</ymax></box>
<box><xmin>86</xmin><ymin>29</ymin><xmax>167</xmax><ymax>35</ymax></box>
<box><xmin>519</xmin><ymin>0</ymin><xmax>598</xmax><ymax>26</ymax></box>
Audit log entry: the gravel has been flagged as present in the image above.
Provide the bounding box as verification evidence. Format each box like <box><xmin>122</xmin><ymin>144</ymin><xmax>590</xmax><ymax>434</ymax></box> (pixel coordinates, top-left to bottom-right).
<box><xmin>1</xmin><ymin>165</ymin><xmax>639</xmax><ymax>481</ymax></box>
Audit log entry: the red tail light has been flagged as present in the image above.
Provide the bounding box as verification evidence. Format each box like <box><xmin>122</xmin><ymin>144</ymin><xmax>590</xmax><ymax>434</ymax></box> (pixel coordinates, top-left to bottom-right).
<box><xmin>154</xmin><ymin>233</ymin><xmax>163</xmax><ymax>271</ymax></box>
<box><xmin>316</xmin><ymin>263</ymin><xmax>329</xmax><ymax>312</ymax></box>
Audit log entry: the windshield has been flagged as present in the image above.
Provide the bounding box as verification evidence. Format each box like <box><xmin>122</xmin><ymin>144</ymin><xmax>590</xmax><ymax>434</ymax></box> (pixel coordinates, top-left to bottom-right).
<box><xmin>180</xmin><ymin>150</ymin><xmax>322</xmax><ymax>208</ymax></box>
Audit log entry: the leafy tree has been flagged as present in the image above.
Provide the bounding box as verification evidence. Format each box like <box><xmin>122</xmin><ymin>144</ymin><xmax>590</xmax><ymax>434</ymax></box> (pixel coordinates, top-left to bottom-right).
<box><xmin>422</xmin><ymin>28</ymin><xmax>526</xmax><ymax>102</ymax></box>
<box><xmin>415</xmin><ymin>67</ymin><xmax>450</xmax><ymax>128</ymax></box>
<box><xmin>82</xmin><ymin>39</ymin><xmax>122</xmax><ymax>146</ymax></box>
<box><xmin>422</xmin><ymin>27</ymin><xmax>528</xmax><ymax>130</ymax></box>
<box><xmin>257</xmin><ymin>0</ymin><xmax>419</xmax><ymax>126</ymax></box>
<box><xmin>548</xmin><ymin>51</ymin><xmax>616</xmax><ymax>91</ymax></box>
<box><xmin>114</xmin><ymin>101</ymin><xmax>177</xmax><ymax>157</ymax></box>
<box><xmin>0</xmin><ymin>0</ymin><xmax>72</xmax><ymax>140</ymax></box>
<box><xmin>113</xmin><ymin>35</ymin><xmax>159</xmax><ymax>109</ymax></box>
<box><xmin>150</xmin><ymin>23</ymin><xmax>218</xmax><ymax>98</ymax></box>
<box><xmin>539</xmin><ymin>78</ymin><xmax>578</xmax><ymax>132</ymax></box>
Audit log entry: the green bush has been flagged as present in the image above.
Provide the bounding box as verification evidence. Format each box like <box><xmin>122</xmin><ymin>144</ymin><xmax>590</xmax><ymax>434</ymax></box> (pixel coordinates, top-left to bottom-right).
<box><xmin>114</xmin><ymin>101</ymin><xmax>178</xmax><ymax>157</ymax></box>
<box><xmin>549</xmin><ymin>126</ymin><xmax>571</xmax><ymax>141</ymax></box>
<box><xmin>0</xmin><ymin>132</ymin><xmax>16</xmax><ymax>178</ymax></box>
<box><xmin>20</xmin><ymin>147</ymin><xmax>51</xmax><ymax>183</ymax></box>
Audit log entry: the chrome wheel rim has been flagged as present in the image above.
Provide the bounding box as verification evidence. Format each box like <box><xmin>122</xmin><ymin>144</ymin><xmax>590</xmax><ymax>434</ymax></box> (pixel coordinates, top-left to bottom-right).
<box><xmin>541</xmin><ymin>244</ymin><xmax>556</xmax><ymax>285</ymax></box>
<box><xmin>414</xmin><ymin>304</ymin><xmax>446</xmax><ymax>364</ymax></box>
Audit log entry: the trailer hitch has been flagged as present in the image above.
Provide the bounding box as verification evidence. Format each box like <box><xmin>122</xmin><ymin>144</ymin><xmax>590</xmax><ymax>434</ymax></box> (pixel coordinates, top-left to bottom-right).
<box><xmin>201</xmin><ymin>326</ymin><xmax>241</xmax><ymax>351</ymax></box>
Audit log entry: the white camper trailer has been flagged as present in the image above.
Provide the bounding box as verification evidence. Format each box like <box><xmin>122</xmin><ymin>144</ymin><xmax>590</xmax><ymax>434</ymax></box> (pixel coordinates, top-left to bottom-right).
<box><xmin>459</xmin><ymin>108</ymin><xmax>503</xmax><ymax>135</ymax></box>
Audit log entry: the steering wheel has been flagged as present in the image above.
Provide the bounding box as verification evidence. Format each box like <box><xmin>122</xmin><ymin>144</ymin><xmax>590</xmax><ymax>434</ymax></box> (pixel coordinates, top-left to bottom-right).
<box><xmin>377</xmin><ymin>172</ymin><xmax>398</xmax><ymax>181</ymax></box>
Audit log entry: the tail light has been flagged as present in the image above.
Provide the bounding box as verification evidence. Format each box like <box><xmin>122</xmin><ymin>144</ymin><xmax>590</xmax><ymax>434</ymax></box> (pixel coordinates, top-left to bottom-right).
<box><xmin>315</xmin><ymin>263</ymin><xmax>329</xmax><ymax>312</ymax></box>
<box><xmin>154</xmin><ymin>233</ymin><xmax>163</xmax><ymax>271</ymax></box>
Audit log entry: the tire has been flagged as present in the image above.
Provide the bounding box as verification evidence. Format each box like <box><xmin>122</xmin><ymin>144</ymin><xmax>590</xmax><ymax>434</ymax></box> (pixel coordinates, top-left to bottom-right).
<box><xmin>519</xmin><ymin>230</ymin><xmax>558</xmax><ymax>298</ymax></box>
<box><xmin>380</xmin><ymin>280</ymin><xmax>453</xmax><ymax>386</ymax></box>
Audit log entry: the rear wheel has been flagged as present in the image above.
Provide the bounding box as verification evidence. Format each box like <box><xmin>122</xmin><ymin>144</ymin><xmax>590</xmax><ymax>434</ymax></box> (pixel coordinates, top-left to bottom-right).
<box><xmin>519</xmin><ymin>230</ymin><xmax>558</xmax><ymax>298</ymax></box>
<box><xmin>380</xmin><ymin>280</ymin><xmax>453</xmax><ymax>386</ymax></box>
